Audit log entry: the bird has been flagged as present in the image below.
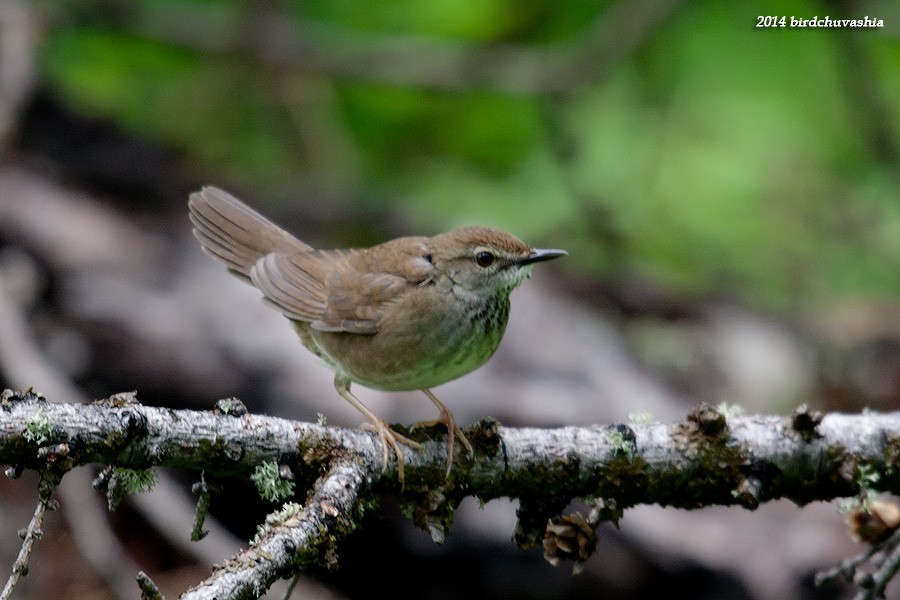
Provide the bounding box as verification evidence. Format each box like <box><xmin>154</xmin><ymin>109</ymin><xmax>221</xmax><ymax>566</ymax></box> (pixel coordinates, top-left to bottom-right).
<box><xmin>188</xmin><ymin>186</ymin><xmax>566</xmax><ymax>481</ymax></box>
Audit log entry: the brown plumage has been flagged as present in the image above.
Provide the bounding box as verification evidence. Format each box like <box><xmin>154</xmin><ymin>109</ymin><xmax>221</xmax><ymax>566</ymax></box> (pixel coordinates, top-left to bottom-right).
<box><xmin>189</xmin><ymin>186</ymin><xmax>565</xmax><ymax>481</ymax></box>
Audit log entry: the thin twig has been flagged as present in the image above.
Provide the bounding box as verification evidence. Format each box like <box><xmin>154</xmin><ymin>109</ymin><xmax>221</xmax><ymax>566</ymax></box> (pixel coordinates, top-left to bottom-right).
<box><xmin>0</xmin><ymin>471</ymin><xmax>59</xmax><ymax>600</ymax></box>
<box><xmin>282</xmin><ymin>573</ymin><xmax>301</xmax><ymax>600</ymax></box>
<box><xmin>136</xmin><ymin>571</ymin><xmax>166</xmax><ymax>600</ymax></box>
<box><xmin>863</xmin><ymin>533</ymin><xmax>900</xmax><ymax>600</ymax></box>
<box><xmin>190</xmin><ymin>473</ymin><xmax>215</xmax><ymax>541</ymax></box>
<box><xmin>816</xmin><ymin>528</ymin><xmax>900</xmax><ymax>599</ymax></box>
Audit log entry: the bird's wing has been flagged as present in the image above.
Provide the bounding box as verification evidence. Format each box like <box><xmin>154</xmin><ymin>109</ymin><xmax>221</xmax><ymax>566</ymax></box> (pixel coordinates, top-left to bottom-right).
<box><xmin>250</xmin><ymin>251</ymin><xmax>334</xmax><ymax>324</ymax></box>
<box><xmin>250</xmin><ymin>241</ymin><xmax>433</xmax><ymax>334</ymax></box>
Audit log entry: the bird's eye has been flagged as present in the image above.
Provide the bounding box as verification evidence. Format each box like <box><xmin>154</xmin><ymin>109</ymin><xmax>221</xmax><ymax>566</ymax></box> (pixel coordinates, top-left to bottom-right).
<box><xmin>474</xmin><ymin>250</ymin><xmax>495</xmax><ymax>268</ymax></box>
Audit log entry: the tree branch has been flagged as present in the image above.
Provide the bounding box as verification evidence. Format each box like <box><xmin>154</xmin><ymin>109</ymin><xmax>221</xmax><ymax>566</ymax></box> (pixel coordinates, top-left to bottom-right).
<box><xmin>3</xmin><ymin>390</ymin><xmax>898</xmax><ymax>598</ymax></box>
<box><xmin>182</xmin><ymin>460</ymin><xmax>366</xmax><ymax>600</ymax></box>
<box><xmin>2</xmin><ymin>391</ymin><xmax>898</xmax><ymax>503</ymax></box>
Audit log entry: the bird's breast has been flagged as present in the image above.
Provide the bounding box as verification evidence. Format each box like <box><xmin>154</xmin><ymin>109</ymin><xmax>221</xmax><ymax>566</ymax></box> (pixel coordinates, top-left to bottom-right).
<box><xmin>301</xmin><ymin>290</ymin><xmax>512</xmax><ymax>391</ymax></box>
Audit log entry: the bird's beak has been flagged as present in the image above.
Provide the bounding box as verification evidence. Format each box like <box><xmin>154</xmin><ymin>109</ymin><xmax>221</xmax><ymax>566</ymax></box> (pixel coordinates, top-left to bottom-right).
<box><xmin>518</xmin><ymin>248</ymin><xmax>567</xmax><ymax>265</ymax></box>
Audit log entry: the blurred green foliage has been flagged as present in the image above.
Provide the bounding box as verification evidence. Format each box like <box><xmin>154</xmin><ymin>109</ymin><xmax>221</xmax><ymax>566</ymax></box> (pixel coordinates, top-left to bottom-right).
<box><xmin>32</xmin><ymin>0</ymin><xmax>900</xmax><ymax>308</ymax></box>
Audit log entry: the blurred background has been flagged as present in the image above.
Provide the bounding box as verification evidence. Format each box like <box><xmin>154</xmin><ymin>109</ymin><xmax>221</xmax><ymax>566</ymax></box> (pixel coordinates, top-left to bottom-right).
<box><xmin>0</xmin><ymin>0</ymin><xmax>898</xmax><ymax>598</ymax></box>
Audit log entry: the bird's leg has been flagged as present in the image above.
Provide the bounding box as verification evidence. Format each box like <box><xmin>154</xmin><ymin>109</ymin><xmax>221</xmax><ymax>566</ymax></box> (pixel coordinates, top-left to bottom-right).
<box><xmin>417</xmin><ymin>389</ymin><xmax>474</xmax><ymax>475</ymax></box>
<box><xmin>334</xmin><ymin>378</ymin><xmax>422</xmax><ymax>483</ymax></box>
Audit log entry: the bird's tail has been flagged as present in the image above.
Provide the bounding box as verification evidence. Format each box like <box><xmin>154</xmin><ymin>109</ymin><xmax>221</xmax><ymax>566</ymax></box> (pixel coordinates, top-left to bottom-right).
<box><xmin>188</xmin><ymin>186</ymin><xmax>311</xmax><ymax>282</ymax></box>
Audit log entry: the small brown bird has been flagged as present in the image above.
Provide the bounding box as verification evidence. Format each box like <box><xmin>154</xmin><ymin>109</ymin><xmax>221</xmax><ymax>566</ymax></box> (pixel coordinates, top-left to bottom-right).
<box><xmin>189</xmin><ymin>186</ymin><xmax>565</xmax><ymax>480</ymax></box>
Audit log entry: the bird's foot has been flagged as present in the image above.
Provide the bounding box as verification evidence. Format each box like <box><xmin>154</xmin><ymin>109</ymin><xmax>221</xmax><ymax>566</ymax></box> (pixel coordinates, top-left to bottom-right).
<box><xmin>361</xmin><ymin>419</ymin><xmax>423</xmax><ymax>483</ymax></box>
<box><xmin>335</xmin><ymin>379</ymin><xmax>422</xmax><ymax>483</ymax></box>
<box><xmin>417</xmin><ymin>389</ymin><xmax>474</xmax><ymax>475</ymax></box>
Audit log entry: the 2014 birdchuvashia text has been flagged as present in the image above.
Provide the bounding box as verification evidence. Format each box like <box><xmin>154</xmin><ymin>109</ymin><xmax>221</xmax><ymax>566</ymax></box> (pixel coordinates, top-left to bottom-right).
<box><xmin>756</xmin><ymin>15</ymin><xmax>883</xmax><ymax>28</ymax></box>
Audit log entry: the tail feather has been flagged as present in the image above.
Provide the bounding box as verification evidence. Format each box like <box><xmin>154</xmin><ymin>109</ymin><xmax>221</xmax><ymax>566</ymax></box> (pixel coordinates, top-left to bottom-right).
<box><xmin>188</xmin><ymin>186</ymin><xmax>311</xmax><ymax>281</ymax></box>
